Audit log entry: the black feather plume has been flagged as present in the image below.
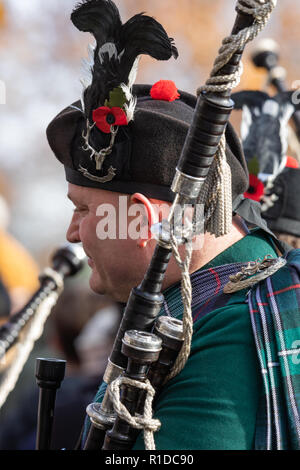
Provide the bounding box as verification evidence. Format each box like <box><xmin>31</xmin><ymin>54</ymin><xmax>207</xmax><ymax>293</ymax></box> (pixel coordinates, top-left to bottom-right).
<box><xmin>71</xmin><ymin>0</ymin><xmax>178</xmax><ymax>120</ymax></box>
<box><xmin>71</xmin><ymin>0</ymin><xmax>122</xmax><ymax>47</ymax></box>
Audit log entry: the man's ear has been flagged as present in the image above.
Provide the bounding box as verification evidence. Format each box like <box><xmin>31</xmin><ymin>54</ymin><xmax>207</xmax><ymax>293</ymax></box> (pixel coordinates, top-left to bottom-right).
<box><xmin>130</xmin><ymin>193</ymin><xmax>158</xmax><ymax>248</ymax></box>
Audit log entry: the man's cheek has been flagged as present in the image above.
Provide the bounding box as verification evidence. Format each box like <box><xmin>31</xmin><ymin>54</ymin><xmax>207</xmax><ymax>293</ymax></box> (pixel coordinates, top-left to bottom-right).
<box><xmin>96</xmin><ymin>205</ymin><xmax>117</xmax><ymax>240</ymax></box>
<box><xmin>89</xmin><ymin>268</ymin><xmax>103</xmax><ymax>290</ymax></box>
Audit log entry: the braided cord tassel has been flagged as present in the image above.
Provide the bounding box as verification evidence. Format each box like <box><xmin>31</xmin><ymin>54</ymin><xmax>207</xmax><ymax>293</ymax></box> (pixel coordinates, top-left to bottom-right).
<box><xmin>197</xmin><ymin>134</ymin><xmax>232</xmax><ymax>237</ymax></box>
<box><xmin>167</xmin><ymin>234</ymin><xmax>194</xmax><ymax>382</ymax></box>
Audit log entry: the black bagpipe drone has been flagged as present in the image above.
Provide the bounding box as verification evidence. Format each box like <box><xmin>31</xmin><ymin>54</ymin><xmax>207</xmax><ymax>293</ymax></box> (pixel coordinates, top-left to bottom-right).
<box><xmin>0</xmin><ymin>0</ymin><xmax>277</xmax><ymax>452</ymax></box>
<box><xmin>79</xmin><ymin>0</ymin><xmax>277</xmax><ymax>452</ymax></box>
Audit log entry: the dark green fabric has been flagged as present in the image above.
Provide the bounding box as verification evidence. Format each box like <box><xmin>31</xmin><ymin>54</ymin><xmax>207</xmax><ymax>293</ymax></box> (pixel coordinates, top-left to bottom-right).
<box><xmin>201</xmin><ymin>227</ymin><xmax>277</xmax><ymax>271</ymax></box>
<box><xmin>133</xmin><ymin>229</ymin><xmax>278</xmax><ymax>450</ymax></box>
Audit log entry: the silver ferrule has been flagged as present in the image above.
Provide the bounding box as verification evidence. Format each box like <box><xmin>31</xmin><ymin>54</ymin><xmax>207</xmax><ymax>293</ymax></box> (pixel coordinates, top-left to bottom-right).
<box><xmin>86</xmin><ymin>402</ymin><xmax>115</xmax><ymax>430</ymax></box>
<box><xmin>103</xmin><ymin>358</ymin><xmax>125</xmax><ymax>384</ymax></box>
<box><xmin>151</xmin><ymin>213</ymin><xmax>196</xmax><ymax>249</ymax></box>
<box><xmin>154</xmin><ymin>316</ymin><xmax>184</xmax><ymax>341</ymax></box>
<box><xmin>86</xmin><ymin>359</ymin><xmax>124</xmax><ymax>426</ymax></box>
<box><xmin>171</xmin><ymin>168</ymin><xmax>205</xmax><ymax>200</ymax></box>
<box><xmin>150</xmin><ymin>221</ymin><xmax>173</xmax><ymax>248</ymax></box>
<box><xmin>123</xmin><ymin>330</ymin><xmax>162</xmax><ymax>353</ymax></box>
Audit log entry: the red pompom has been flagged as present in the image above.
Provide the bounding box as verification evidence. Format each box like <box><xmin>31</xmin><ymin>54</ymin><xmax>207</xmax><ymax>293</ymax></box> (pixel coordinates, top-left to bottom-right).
<box><xmin>150</xmin><ymin>80</ymin><xmax>180</xmax><ymax>102</ymax></box>
<box><xmin>286</xmin><ymin>155</ymin><xmax>299</xmax><ymax>169</ymax></box>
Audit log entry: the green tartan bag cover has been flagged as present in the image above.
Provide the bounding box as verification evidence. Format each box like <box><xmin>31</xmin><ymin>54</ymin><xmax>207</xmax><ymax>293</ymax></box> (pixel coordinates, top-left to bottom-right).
<box><xmin>248</xmin><ymin>248</ymin><xmax>300</xmax><ymax>450</ymax></box>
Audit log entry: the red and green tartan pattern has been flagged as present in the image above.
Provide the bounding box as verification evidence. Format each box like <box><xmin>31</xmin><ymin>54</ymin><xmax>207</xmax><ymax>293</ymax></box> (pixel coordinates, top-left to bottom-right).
<box><xmin>248</xmin><ymin>249</ymin><xmax>300</xmax><ymax>450</ymax></box>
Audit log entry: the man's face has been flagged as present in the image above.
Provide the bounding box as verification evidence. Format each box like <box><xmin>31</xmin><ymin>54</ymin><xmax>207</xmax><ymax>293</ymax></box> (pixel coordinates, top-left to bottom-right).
<box><xmin>66</xmin><ymin>183</ymin><xmax>153</xmax><ymax>302</ymax></box>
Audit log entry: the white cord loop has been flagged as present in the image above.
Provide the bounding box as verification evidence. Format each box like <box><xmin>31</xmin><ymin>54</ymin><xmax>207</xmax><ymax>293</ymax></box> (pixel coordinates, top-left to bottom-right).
<box><xmin>108</xmin><ymin>376</ymin><xmax>161</xmax><ymax>450</ymax></box>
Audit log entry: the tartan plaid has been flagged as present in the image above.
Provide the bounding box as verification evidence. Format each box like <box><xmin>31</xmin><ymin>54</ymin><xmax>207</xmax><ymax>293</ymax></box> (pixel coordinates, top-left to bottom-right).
<box><xmin>160</xmin><ymin>261</ymin><xmax>245</xmax><ymax>323</ymax></box>
<box><xmin>83</xmin><ymin>248</ymin><xmax>300</xmax><ymax>450</ymax></box>
<box><xmin>248</xmin><ymin>249</ymin><xmax>300</xmax><ymax>450</ymax></box>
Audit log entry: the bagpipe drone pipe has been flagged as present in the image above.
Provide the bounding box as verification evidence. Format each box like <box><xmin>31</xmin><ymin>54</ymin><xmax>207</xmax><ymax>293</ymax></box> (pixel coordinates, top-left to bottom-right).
<box><xmin>80</xmin><ymin>0</ymin><xmax>277</xmax><ymax>451</ymax></box>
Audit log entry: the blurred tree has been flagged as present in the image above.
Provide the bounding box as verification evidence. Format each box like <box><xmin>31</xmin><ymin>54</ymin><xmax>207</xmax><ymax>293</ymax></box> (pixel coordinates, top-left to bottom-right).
<box><xmin>125</xmin><ymin>0</ymin><xmax>224</xmax><ymax>64</ymax></box>
<box><xmin>119</xmin><ymin>0</ymin><xmax>300</xmax><ymax>93</ymax></box>
<box><xmin>1</xmin><ymin>0</ymin><xmax>300</xmax><ymax>261</ymax></box>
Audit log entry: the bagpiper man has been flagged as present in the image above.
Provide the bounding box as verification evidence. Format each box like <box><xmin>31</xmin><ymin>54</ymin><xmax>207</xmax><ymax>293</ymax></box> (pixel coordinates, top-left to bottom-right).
<box><xmin>46</xmin><ymin>0</ymin><xmax>300</xmax><ymax>450</ymax></box>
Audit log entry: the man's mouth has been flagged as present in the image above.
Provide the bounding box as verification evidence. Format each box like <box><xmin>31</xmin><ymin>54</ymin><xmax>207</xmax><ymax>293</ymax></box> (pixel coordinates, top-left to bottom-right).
<box><xmin>81</xmin><ymin>247</ymin><xmax>94</xmax><ymax>268</ymax></box>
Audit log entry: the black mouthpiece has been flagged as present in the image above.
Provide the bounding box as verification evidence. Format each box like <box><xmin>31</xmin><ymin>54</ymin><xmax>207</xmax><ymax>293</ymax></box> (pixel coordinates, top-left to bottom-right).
<box><xmin>51</xmin><ymin>244</ymin><xmax>86</xmax><ymax>277</ymax></box>
<box><xmin>251</xmin><ymin>39</ymin><xmax>280</xmax><ymax>71</ymax></box>
<box><xmin>35</xmin><ymin>358</ymin><xmax>66</xmax><ymax>390</ymax></box>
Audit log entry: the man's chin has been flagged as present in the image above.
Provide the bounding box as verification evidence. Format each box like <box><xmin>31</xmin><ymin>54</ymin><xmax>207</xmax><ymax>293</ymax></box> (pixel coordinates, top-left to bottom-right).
<box><xmin>88</xmin><ymin>271</ymin><xmax>106</xmax><ymax>295</ymax></box>
<box><xmin>88</xmin><ymin>269</ymin><xmax>130</xmax><ymax>303</ymax></box>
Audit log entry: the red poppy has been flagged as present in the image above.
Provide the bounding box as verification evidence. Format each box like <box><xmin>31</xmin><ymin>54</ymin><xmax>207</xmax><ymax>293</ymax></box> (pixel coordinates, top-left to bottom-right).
<box><xmin>150</xmin><ymin>80</ymin><xmax>180</xmax><ymax>102</ymax></box>
<box><xmin>93</xmin><ymin>106</ymin><xmax>128</xmax><ymax>134</ymax></box>
<box><xmin>244</xmin><ymin>174</ymin><xmax>265</xmax><ymax>202</ymax></box>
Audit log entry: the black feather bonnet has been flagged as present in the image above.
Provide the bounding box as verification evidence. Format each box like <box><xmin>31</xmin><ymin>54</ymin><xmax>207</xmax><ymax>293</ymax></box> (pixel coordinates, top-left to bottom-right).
<box><xmin>47</xmin><ymin>0</ymin><xmax>248</xmax><ymax>203</ymax></box>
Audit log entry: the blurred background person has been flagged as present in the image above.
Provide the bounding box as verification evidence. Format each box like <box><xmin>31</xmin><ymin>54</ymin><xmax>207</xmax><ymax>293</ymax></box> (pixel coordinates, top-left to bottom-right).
<box><xmin>0</xmin><ymin>175</ymin><xmax>39</xmax><ymax>315</ymax></box>
<box><xmin>230</xmin><ymin>36</ymin><xmax>300</xmax><ymax>248</ymax></box>
<box><xmin>0</xmin><ymin>208</ymin><xmax>39</xmax><ymax>314</ymax></box>
<box><xmin>0</xmin><ymin>0</ymin><xmax>300</xmax><ymax>450</ymax></box>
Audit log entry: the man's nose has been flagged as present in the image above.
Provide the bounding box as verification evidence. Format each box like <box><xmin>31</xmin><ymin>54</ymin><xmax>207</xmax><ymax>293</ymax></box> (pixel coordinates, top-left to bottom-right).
<box><xmin>66</xmin><ymin>213</ymin><xmax>81</xmax><ymax>243</ymax></box>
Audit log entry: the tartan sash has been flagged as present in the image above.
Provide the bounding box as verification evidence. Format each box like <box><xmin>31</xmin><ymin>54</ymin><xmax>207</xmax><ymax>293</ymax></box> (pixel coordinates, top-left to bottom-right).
<box><xmin>248</xmin><ymin>249</ymin><xmax>300</xmax><ymax>450</ymax></box>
